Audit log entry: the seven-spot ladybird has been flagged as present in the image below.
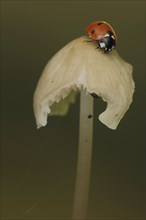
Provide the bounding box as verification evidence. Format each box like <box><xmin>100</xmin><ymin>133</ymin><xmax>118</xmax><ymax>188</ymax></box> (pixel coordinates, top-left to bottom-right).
<box><xmin>85</xmin><ymin>21</ymin><xmax>117</xmax><ymax>52</ymax></box>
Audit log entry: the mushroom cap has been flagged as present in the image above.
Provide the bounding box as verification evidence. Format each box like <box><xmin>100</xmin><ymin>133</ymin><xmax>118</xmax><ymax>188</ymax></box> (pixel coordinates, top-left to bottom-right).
<box><xmin>33</xmin><ymin>36</ymin><xmax>135</xmax><ymax>129</ymax></box>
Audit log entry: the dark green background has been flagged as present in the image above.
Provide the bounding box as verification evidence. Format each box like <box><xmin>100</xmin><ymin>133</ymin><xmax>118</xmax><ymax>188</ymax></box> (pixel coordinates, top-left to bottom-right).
<box><xmin>1</xmin><ymin>1</ymin><xmax>145</xmax><ymax>219</ymax></box>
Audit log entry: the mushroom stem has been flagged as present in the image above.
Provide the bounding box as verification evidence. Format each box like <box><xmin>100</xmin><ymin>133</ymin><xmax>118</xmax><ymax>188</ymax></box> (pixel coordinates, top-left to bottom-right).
<box><xmin>72</xmin><ymin>89</ymin><xmax>93</xmax><ymax>219</ymax></box>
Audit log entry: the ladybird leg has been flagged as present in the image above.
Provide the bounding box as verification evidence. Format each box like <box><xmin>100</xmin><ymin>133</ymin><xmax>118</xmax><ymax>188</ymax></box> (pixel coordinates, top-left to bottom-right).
<box><xmin>83</xmin><ymin>39</ymin><xmax>94</xmax><ymax>43</ymax></box>
<box><xmin>96</xmin><ymin>46</ymin><xmax>101</xmax><ymax>50</ymax></box>
<box><xmin>104</xmin><ymin>48</ymin><xmax>108</xmax><ymax>53</ymax></box>
<box><xmin>96</xmin><ymin>40</ymin><xmax>101</xmax><ymax>49</ymax></box>
<box><xmin>85</xmin><ymin>39</ymin><xmax>94</xmax><ymax>42</ymax></box>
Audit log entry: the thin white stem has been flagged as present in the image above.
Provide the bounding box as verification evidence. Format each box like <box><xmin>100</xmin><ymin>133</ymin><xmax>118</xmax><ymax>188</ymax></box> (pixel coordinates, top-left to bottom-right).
<box><xmin>72</xmin><ymin>89</ymin><xmax>93</xmax><ymax>219</ymax></box>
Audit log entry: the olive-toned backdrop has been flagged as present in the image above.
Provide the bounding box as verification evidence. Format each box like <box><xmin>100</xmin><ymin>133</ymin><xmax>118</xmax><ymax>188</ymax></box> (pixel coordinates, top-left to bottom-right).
<box><xmin>1</xmin><ymin>1</ymin><xmax>145</xmax><ymax>219</ymax></box>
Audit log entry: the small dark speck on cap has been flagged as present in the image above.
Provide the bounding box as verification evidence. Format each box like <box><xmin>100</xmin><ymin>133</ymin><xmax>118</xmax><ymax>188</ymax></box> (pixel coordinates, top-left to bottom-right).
<box><xmin>88</xmin><ymin>114</ymin><xmax>92</xmax><ymax>119</ymax></box>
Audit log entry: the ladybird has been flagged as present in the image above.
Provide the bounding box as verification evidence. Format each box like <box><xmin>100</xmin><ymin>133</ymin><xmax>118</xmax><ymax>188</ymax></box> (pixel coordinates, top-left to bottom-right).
<box><xmin>85</xmin><ymin>21</ymin><xmax>117</xmax><ymax>52</ymax></box>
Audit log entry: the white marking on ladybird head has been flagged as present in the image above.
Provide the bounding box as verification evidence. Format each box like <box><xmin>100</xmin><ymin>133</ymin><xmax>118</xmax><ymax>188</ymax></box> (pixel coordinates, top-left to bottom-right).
<box><xmin>111</xmin><ymin>35</ymin><xmax>115</xmax><ymax>39</ymax></box>
<box><xmin>99</xmin><ymin>42</ymin><xmax>105</xmax><ymax>48</ymax></box>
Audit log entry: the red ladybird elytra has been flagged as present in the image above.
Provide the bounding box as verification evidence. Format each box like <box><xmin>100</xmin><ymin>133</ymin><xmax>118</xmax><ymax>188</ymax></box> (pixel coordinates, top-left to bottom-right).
<box><xmin>85</xmin><ymin>21</ymin><xmax>117</xmax><ymax>52</ymax></box>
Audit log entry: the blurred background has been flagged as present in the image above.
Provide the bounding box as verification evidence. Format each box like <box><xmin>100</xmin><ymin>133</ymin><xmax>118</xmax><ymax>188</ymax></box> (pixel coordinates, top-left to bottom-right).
<box><xmin>1</xmin><ymin>1</ymin><xmax>145</xmax><ymax>219</ymax></box>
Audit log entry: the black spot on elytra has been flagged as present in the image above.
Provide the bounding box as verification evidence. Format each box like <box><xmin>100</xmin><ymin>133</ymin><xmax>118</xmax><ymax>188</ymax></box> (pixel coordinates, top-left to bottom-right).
<box><xmin>97</xmin><ymin>22</ymin><xmax>103</xmax><ymax>25</ymax></box>
<box><xmin>91</xmin><ymin>29</ymin><xmax>95</xmax><ymax>34</ymax></box>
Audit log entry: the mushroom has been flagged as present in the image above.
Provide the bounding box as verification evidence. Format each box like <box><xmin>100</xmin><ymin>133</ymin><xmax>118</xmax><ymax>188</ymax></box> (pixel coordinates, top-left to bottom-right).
<box><xmin>33</xmin><ymin>36</ymin><xmax>135</xmax><ymax>130</ymax></box>
<box><xmin>33</xmin><ymin>23</ymin><xmax>135</xmax><ymax>219</ymax></box>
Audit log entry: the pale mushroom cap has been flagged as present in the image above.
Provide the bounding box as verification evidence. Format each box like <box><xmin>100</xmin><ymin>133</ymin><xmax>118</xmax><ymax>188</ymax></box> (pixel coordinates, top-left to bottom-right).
<box><xmin>33</xmin><ymin>36</ymin><xmax>135</xmax><ymax>129</ymax></box>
